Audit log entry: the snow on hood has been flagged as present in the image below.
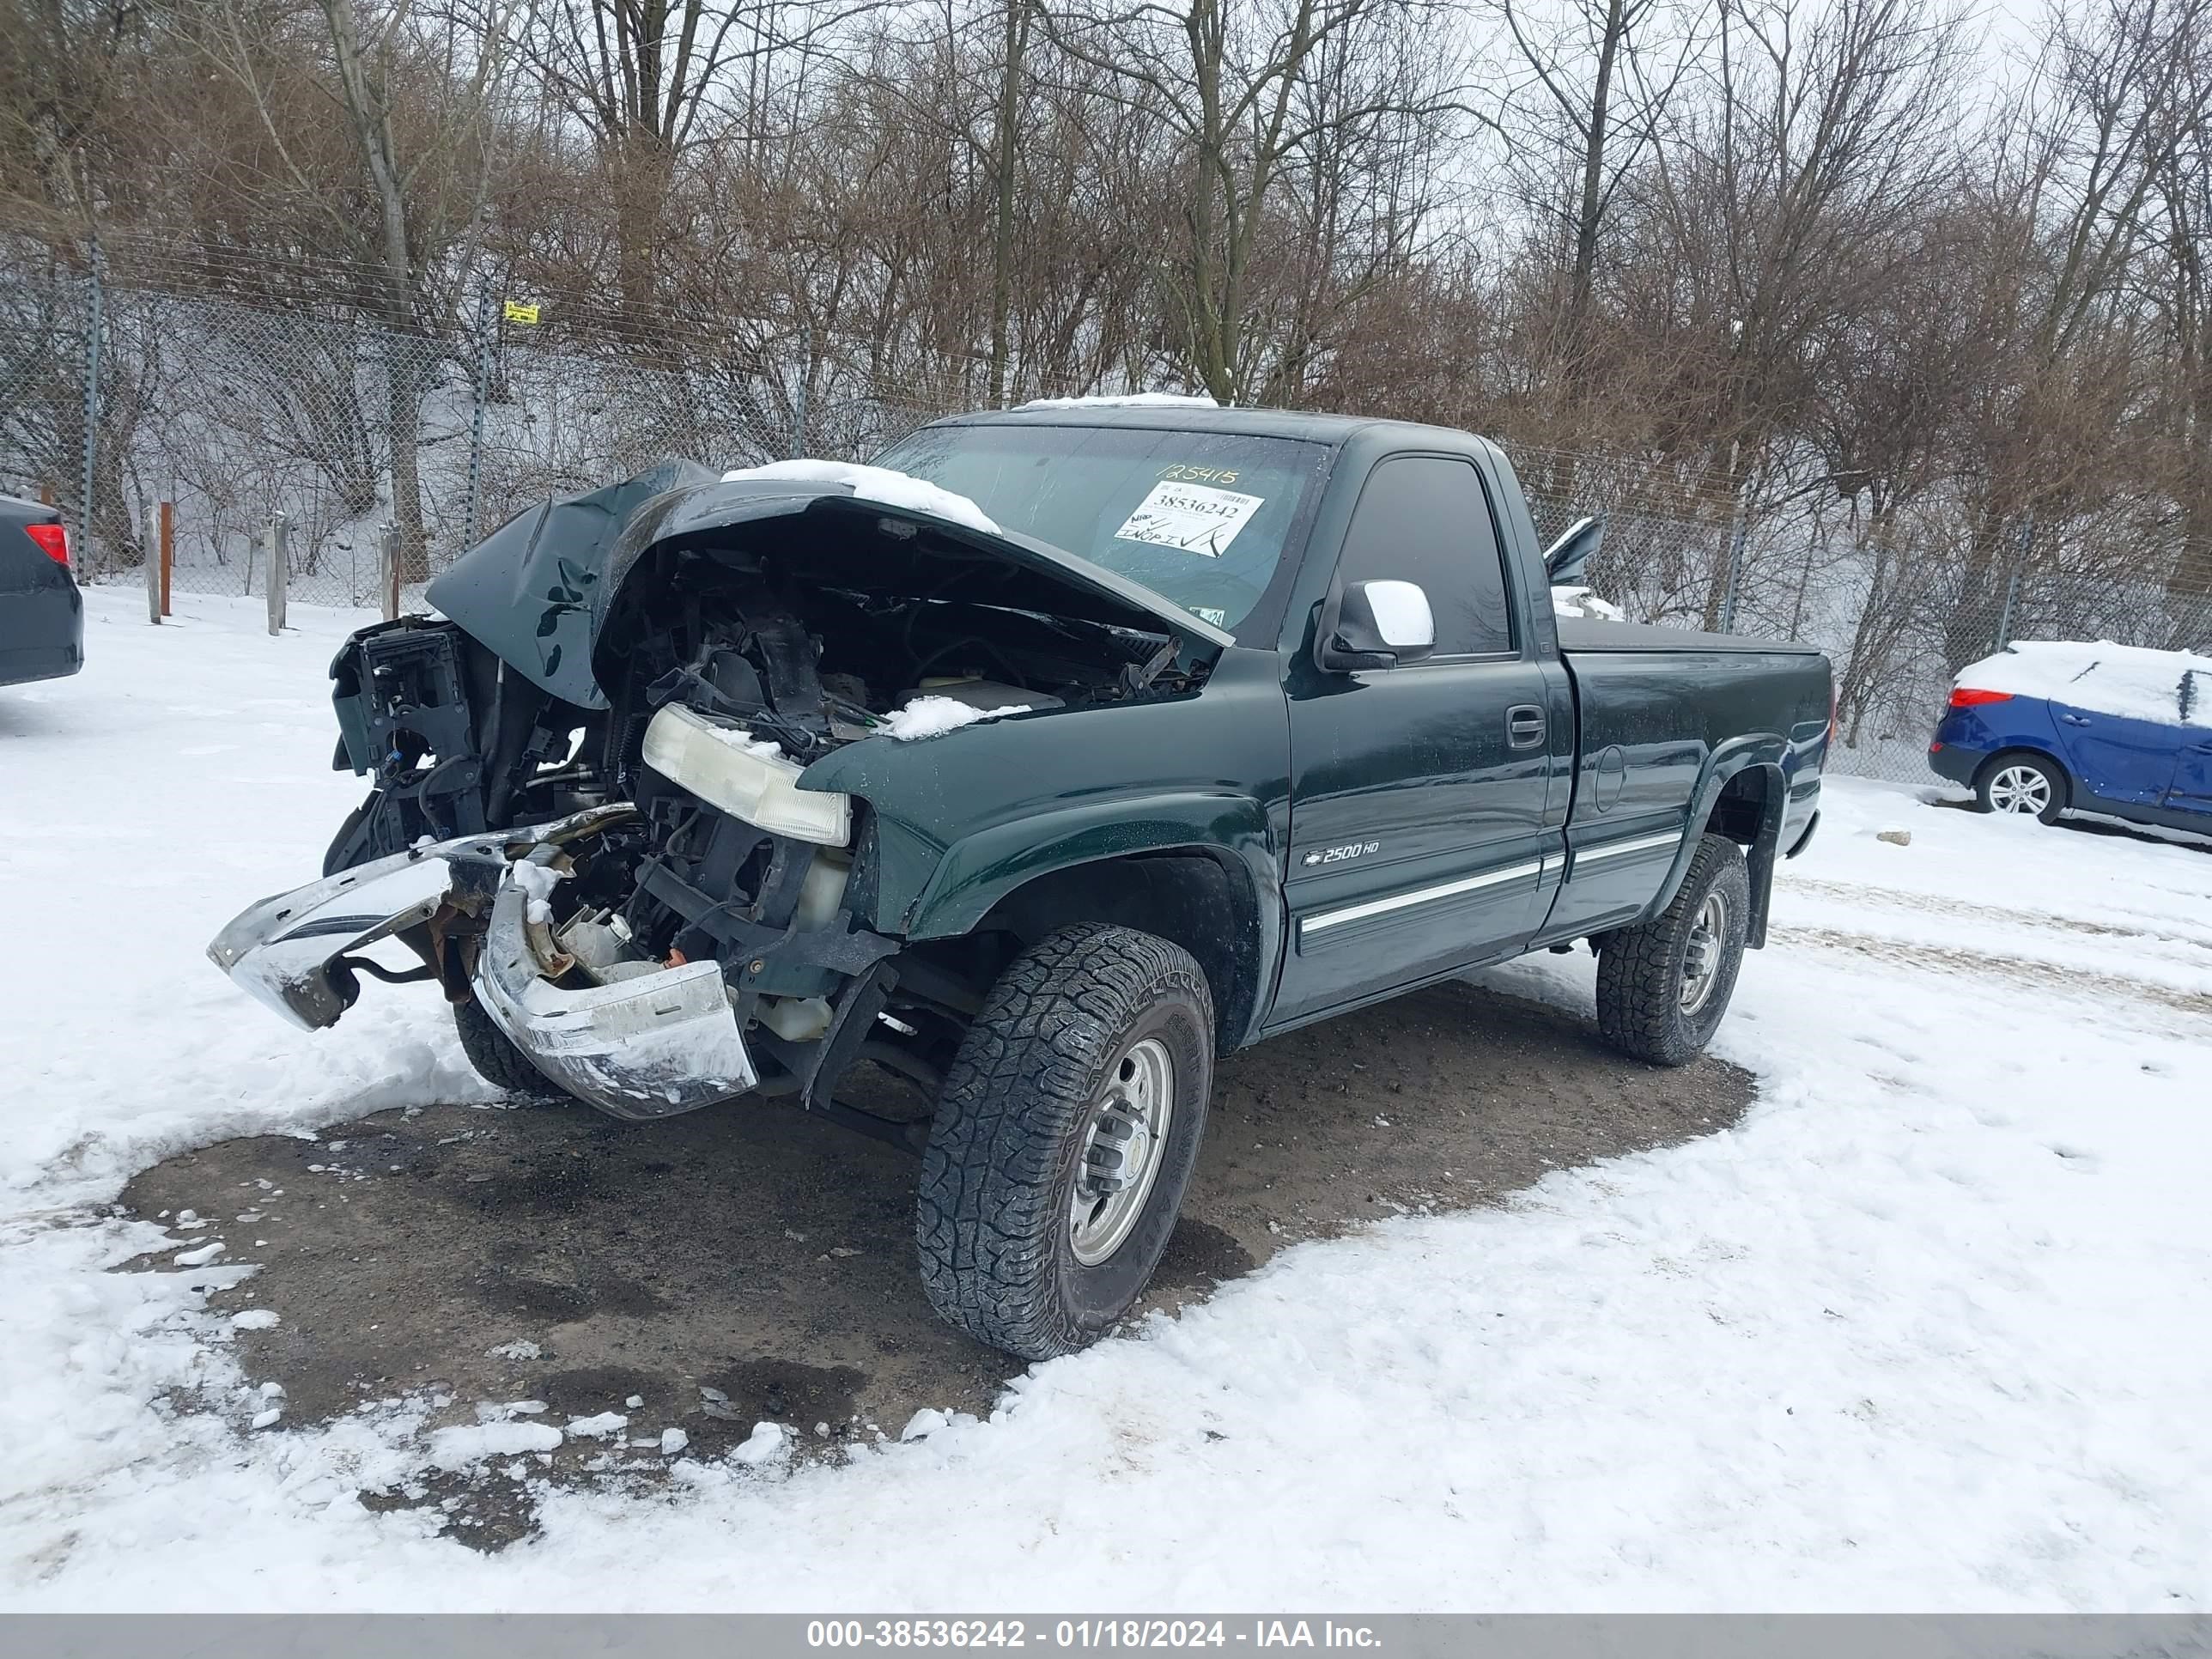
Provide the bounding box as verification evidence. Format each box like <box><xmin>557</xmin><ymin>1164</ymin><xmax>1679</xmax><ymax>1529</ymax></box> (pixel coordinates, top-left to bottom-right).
<box><xmin>1956</xmin><ymin>640</ymin><xmax>2212</xmax><ymax>726</ymax></box>
<box><xmin>876</xmin><ymin>695</ymin><xmax>1032</xmax><ymax>741</ymax></box>
<box><xmin>1013</xmin><ymin>392</ymin><xmax>1222</xmax><ymax>411</ymax></box>
<box><xmin>720</xmin><ymin>459</ymin><xmax>1000</xmax><ymax>537</ymax></box>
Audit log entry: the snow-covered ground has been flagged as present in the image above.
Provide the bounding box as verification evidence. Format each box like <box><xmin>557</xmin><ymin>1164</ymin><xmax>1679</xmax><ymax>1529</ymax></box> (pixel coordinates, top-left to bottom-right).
<box><xmin>2</xmin><ymin>588</ymin><xmax>2209</xmax><ymax>1609</ymax></box>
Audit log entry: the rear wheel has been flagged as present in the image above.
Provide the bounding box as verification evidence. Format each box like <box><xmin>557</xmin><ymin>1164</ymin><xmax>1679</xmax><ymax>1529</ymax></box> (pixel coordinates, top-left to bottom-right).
<box><xmin>1594</xmin><ymin>832</ymin><xmax>1751</xmax><ymax>1066</ymax></box>
<box><xmin>453</xmin><ymin>995</ymin><xmax>570</xmax><ymax>1104</ymax></box>
<box><xmin>916</xmin><ymin>923</ymin><xmax>1213</xmax><ymax>1360</ymax></box>
<box><xmin>1975</xmin><ymin>753</ymin><xmax>2066</xmax><ymax>823</ymax></box>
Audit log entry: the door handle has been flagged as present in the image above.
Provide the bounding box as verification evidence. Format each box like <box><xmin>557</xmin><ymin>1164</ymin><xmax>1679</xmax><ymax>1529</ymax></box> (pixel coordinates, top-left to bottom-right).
<box><xmin>2061</xmin><ymin>714</ymin><xmax>2092</xmax><ymax>726</ymax></box>
<box><xmin>1506</xmin><ymin>705</ymin><xmax>1547</xmax><ymax>750</ymax></box>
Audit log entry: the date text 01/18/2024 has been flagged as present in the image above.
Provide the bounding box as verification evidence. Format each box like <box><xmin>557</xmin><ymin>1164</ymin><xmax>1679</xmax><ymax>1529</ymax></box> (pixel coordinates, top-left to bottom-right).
<box><xmin>805</xmin><ymin>1621</ymin><xmax>1383</xmax><ymax>1649</ymax></box>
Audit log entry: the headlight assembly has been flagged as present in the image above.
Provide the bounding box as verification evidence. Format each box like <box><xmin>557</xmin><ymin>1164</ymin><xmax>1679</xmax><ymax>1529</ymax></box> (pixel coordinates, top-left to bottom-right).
<box><xmin>641</xmin><ymin>704</ymin><xmax>854</xmax><ymax>846</ymax></box>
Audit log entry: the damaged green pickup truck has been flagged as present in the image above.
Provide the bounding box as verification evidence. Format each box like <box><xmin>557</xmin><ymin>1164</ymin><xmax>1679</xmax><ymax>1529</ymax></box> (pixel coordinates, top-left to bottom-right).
<box><xmin>210</xmin><ymin>404</ymin><xmax>1831</xmax><ymax>1359</ymax></box>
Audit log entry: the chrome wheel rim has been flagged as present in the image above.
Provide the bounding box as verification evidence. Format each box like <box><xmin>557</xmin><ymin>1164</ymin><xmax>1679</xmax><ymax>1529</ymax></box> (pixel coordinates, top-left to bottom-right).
<box><xmin>1070</xmin><ymin>1036</ymin><xmax>1176</xmax><ymax>1267</ymax></box>
<box><xmin>1680</xmin><ymin>891</ymin><xmax>1729</xmax><ymax>1016</ymax></box>
<box><xmin>1988</xmin><ymin>765</ymin><xmax>2051</xmax><ymax>815</ymax></box>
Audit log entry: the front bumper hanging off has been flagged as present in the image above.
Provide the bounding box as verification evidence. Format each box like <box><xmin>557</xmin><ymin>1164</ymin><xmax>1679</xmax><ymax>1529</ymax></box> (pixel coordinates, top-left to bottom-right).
<box><xmin>205</xmin><ymin>813</ymin><xmax>757</xmax><ymax>1118</ymax></box>
<box><xmin>470</xmin><ymin>869</ymin><xmax>757</xmax><ymax>1115</ymax></box>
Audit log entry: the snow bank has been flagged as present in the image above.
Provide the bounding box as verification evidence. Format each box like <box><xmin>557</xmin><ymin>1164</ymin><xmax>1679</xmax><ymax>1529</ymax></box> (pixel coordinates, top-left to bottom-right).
<box><xmin>719</xmin><ymin>459</ymin><xmax>999</xmax><ymax>537</ymax></box>
<box><xmin>875</xmin><ymin>695</ymin><xmax>1032</xmax><ymax>741</ymax></box>
<box><xmin>1955</xmin><ymin>639</ymin><xmax>2212</xmax><ymax>726</ymax></box>
<box><xmin>0</xmin><ymin>590</ymin><xmax>500</xmax><ymax>1214</ymax></box>
<box><xmin>1014</xmin><ymin>392</ymin><xmax>1220</xmax><ymax>411</ymax></box>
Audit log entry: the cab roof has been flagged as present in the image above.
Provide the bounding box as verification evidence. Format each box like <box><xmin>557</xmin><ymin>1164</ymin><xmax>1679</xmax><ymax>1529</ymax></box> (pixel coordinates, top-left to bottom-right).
<box><xmin>933</xmin><ymin>402</ymin><xmax>1500</xmax><ymax>459</ymax></box>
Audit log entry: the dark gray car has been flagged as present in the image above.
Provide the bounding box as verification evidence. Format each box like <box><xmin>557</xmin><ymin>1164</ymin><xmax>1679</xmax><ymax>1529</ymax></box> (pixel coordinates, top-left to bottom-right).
<box><xmin>0</xmin><ymin>493</ymin><xmax>83</xmax><ymax>688</ymax></box>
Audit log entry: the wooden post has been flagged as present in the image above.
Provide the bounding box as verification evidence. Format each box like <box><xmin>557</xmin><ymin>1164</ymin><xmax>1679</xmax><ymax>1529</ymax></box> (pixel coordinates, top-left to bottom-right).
<box><xmin>266</xmin><ymin>513</ymin><xmax>288</xmax><ymax>636</ymax></box>
<box><xmin>144</xmin><ymin>503</ymin><xmax>161</xmax><ymax>623</ymax></box>
<box><xmin>158</xmin><ymin>500</ymin><xmax>173</xmax><ymax>616</ymax></box>
<box><xmin>379</xmin><ymin>520</ymin><xmax>399</xmax><ymax>621</ymax></box>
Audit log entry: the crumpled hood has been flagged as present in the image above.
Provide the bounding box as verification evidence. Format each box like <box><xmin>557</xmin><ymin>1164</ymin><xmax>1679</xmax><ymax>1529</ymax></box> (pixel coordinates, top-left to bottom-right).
<box><xmin>424</xmin><ymin>459</ymin><xmax>1230</xmax><ymax>710</ymax></box>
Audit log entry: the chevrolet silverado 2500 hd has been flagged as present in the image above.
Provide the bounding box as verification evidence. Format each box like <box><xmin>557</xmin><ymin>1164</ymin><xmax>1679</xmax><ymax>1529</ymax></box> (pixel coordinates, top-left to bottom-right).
<box><xmin>209</xmin><ymin>406</ymin><xmax>1830</xmax><ymax>1359</ymax></box>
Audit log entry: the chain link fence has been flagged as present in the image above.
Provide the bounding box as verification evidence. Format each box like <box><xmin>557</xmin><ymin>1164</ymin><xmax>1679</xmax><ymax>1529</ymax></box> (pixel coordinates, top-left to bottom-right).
<box><xmin>1510</xmin><ymin>443</ymin><xmax>2212</xmax><ymax>786</ymax></box>
<box><xmin>6</xmin><ymin>240</ymin><xmax>2208</xmax><ymax>791</ymax></box>
<box><xmin>0</xmin><ymin>246</ymin><xmax>939</xmax><ymax>610</ymax></box>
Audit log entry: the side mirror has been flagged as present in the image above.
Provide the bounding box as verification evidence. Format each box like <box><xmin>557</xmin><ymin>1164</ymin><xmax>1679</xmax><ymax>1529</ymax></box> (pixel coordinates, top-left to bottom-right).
<box><xmin>1542</xmin><ymin>515</ymin><xmax>1605</xmax><ymax>586</ymax></box>
<box><xmin>1317</xmin><ymin>579</ymin><xmax>1437</xmax><ymax>672</ymax></box>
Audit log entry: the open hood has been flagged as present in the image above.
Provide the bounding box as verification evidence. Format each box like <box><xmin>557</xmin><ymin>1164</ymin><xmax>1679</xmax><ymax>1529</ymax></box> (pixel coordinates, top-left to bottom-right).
<box><xmin>425</xmin><ymin>461</ymin><xmax>1231</xmax><ymax>710</ymax></box>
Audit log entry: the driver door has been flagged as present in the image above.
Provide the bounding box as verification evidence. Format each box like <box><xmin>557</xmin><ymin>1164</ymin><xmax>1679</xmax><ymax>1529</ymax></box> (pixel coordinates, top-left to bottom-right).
<box><xmin>1271</xmin><ymin>454</ymin><xmax>1562</xmax><ymax>1026</ymax></box>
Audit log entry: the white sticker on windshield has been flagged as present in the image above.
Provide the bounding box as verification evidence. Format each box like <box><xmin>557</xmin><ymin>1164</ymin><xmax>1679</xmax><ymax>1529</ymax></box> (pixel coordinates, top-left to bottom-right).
<box><xmin>1113</xmin><ymin>480</ymin><xmax>1265</xmax><ymax>557</ymax></box>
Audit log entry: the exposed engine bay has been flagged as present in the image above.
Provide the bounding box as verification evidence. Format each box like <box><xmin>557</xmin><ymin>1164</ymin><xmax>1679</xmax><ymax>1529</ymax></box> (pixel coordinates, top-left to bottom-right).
<box><xmin>235</xmin><ymin>478</ymin><xmax>1218</xmax><ymax>1142</ymax></box>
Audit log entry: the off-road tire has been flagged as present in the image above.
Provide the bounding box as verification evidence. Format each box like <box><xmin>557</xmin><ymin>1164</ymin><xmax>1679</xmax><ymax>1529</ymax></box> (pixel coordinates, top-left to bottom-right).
<box><xmin>917</xmin><ymin>923</ymin><xmax>1214</xmax><ymax>1360</ymax></box>
<box><xmin>1594</xmin><ymin>832</ymin><xmax>1751</xmax><ymax>1067</ymax></box>
<box><xmin>322</xmin><ymin>799</ymin><xmax>373</xmax><ymax>877</ymax></box>
<box><xmin>1973</xmin><ymin>750</ymin><xmax>2068</xmax><ymax>824</ymax></box>
<box><xmin>453</xmin><ymin>995</ymin><xmax>569</xmax><ymax>1104</ymax></box>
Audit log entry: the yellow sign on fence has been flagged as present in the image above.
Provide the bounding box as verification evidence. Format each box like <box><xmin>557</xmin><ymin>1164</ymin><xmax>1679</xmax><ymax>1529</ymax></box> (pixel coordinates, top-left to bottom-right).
<box><xmin>502</xmin><ymin>300</ymin><xmax>540</xmax><ymax>325</ymax></box>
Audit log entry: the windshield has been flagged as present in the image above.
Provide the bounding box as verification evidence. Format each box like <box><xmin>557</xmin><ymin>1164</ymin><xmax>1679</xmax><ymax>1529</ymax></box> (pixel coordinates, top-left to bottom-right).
<box><xmin>874</xmin><ymin>423</ymin><xmax>1329</xmax><ymax>633</ymax></box>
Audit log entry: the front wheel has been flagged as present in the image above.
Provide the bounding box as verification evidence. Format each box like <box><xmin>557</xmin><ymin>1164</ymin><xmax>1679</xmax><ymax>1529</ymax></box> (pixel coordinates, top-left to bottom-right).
<box><xmin>1975</xmin><ymin>753</ymin><xmax>2066</xmax><ymax>823</ymax></box>
<box><xmin>916</xmin><ymin>923</ymin><xmax>1214</xmax><ymax>1360</ymax></box>
<box><xmin>1594</xmin><ymin>832</ymin><xmax>1751</xmax><ymax>1067</ymax></box>
<box><xmin>453</xmin><ymin>994</ymin><xmax>571</xmax><ymax>1105</ymax></box>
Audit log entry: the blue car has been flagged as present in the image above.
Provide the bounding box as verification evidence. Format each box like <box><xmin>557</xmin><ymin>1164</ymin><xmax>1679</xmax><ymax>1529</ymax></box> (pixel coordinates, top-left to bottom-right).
<box><xmin>1929</xmin><ymin>641</ymin><xmax>2212</xmax><ymax>831</ymax></box>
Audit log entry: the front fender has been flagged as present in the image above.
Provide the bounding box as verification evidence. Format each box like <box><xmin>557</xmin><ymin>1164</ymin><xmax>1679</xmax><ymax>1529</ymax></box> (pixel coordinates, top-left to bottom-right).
<box><xmin>902</xmin><ymin>792</ymin><xmax>1279</xmax><ymax>944</ymax></box>
<box><xmin>797</xmin><ymin>647</ymin><xmax>1293</xmax><ymax>942</ymax></box>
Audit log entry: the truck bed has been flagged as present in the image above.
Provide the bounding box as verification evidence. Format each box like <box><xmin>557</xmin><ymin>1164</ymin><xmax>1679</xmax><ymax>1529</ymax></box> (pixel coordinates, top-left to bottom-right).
<box><xmin>1544</xmin><ymin>619</ymin><xmax>1830</xmax><ymax>944</ymax></box>
<box><xmin>1555</xmin><ymin>617</ymin><xmax>1827</xmax><ymax>656</ymax></box>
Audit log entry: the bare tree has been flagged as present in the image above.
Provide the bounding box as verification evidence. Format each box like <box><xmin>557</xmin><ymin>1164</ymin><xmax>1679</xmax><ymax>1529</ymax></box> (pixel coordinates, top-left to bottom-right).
<box><xmin>1042</xmin><ymin>0</ymin><xmax>1462</xmax><ymax>403</ymax></box>
<box><xmin>1485</xmin><ymin>0</ymin><xmax>1700</xmax><ymax>356</ymax></box>
<box><xmin>191</xmin><ymin>0</ymin><xmax>519</xmax><ymax>573</ymax></box>
<box><xmin>1937</xmin><ymin>0</ymin><xmax>2212</xmax><ymax>665</ymax></box>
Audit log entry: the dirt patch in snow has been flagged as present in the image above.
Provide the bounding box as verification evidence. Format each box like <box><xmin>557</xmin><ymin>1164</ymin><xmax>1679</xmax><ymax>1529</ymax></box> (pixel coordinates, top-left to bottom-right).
<box><xmin>114</xmin><ymin>978</ymin><xmax>1749</xmax><ymax>1547</ymax></box>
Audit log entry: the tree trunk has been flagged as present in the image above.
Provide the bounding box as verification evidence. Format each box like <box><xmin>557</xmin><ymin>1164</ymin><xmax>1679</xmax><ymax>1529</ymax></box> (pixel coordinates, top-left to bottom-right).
<box><xmin>1565</xmin><ymin>0</ymin><xmax>1628</xmax><ymax>351</ymax></box>
<box><xmin>988</xmin><ymin>0</ymin><xmax>1031</xmax><ymax>405</ymax></box>
<box><xmin>616</xmin><ymin>131</ymin><xmax>675</xmax><ymax>328</ymax></box>
<box><xmin>321</xmin><ymin>0</ymin><xmax>430</xmax><ymax>579</ymax></box>
<box><xmin>1186</xmin><ymin>0</ymin><xmax>1231</xmax><ymax>401</ymax></box>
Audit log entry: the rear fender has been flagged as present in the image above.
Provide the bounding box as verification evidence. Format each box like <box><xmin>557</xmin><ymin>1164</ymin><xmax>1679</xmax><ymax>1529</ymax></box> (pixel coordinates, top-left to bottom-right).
<box><xmin>1652</xmin><ymin>740</ymin><xmax>1790</xmax><ymax>948</ymax></box>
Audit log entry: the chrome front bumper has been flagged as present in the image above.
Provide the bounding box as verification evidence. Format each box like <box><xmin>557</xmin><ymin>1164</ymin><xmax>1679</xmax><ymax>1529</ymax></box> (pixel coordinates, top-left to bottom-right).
<box><xmin>206</xmin><ymin>835</ymin><xmax>495</xmax><ymax>1030</ymax></box>
<box><xmin>208</xmin><ymin>817</ymin><xmax>757</xmax><ymax>1120</ymax></box>
<box><xmin>469</xmin><ymin>866</ymin><xmax>756</xmax><ymax>1117</ymax></box>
